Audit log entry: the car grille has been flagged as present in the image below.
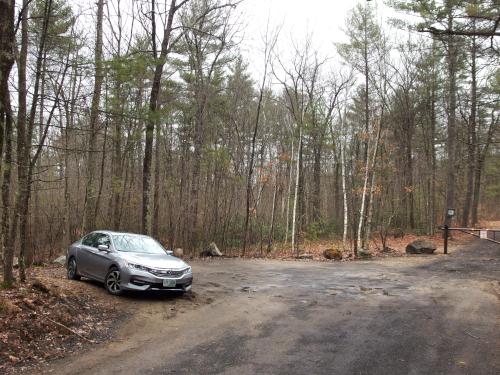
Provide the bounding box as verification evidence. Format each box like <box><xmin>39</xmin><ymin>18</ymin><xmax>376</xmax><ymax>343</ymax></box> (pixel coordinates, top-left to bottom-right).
<box><xmin>149</xmin><ymin>268</ymin><xmax>187</xmax><ymax>278</ymax></box>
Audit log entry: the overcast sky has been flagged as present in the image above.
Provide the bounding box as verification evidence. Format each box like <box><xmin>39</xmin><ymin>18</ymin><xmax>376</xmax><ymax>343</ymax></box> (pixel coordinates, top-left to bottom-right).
<box><xmin>66</xmin><ymin>0</ymin><xmax>402</xmax><ymax>83</ymax></box>
<box><xmin>238</xmin><ymin>0</ymin><xmax>397</xmax><ymax>75</ymax></box>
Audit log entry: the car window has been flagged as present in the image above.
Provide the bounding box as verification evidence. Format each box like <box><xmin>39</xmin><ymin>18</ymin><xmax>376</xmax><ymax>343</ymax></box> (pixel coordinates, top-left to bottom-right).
<box><xmin>95</xmin><ymin>234</ymin><xmax>111</xmax><ymax>248</ymax></box>
<box><xmin>81</xmin><ymin>233</ymin><xmax>110</xmax><ymax>248</ymax></box>
<box><xmin>82</xmin><ymin>233</ymin><xmax>98</xmax><ymax>247</ymax></box>
<box><xmin>112</xmin><ymin>235</ymin><xmax>165</xmax><ymax>254</ymax></box>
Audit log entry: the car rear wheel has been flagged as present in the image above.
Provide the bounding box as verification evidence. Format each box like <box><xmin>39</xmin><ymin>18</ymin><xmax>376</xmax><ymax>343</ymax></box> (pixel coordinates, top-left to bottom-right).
<box><xmin>105</xmin><ymin>268</ymin><xmax>123</xmax><ymax>296</ymax></box>
<box><xmin>67</xmin><ymin>258</ymin><xmax>81</xmax><ymax>280</ymax></box>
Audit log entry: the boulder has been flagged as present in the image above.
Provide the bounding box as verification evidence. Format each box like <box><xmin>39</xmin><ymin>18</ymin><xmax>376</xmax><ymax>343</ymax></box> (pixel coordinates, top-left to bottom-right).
<box><xmin>53</xmin><ymin>255</ymin><xmax>66</xmax><ymax>265</ymax></box>
<box><xmin>357</xmin><ymin>248</ymin><xmax>372</xmax><ymax>258</ymax></box>
<box><xmin>31</xmin><ymin>279</ymin><xmax>51</xmax><ymax>294</ymax></box>
<box><xmin>323</xmin><ymin>248</ymin><xmax>342</xmax><ymax>260</ymax></box>
<box><xmin>173</xmin><ymin>248</ymin><xmax>184</xmax><ymax>257</ymax></box>
<box><xmin>200</xmin><ymin>242</ymin><xmax>223</xmax><ymax>257</ymax></box>
<box><xmin>296</xmin><ymin>253</ymin><xmax>313</xmax><ymax>260</ymax></box>
<box><xmin>405</xmin><ymin>239</ymin><xmax>436</xmax><ymax>254</ymax></box>
<box><xmin>390</xmin><ymin>228</ymin><xmax>405</xmax><ymax>238</ymax></box>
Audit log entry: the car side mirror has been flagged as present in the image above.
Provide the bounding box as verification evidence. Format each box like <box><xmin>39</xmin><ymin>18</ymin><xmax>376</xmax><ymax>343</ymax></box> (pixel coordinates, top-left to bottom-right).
<box><xmin>166</xmin><ymin>250</ymin><xmax>174</xmax><ymax>256</ymax></box>
<box><xmin>98</xmin><ymin>244</ymin><xmax>109</xmax><ymax>252</ymax></box>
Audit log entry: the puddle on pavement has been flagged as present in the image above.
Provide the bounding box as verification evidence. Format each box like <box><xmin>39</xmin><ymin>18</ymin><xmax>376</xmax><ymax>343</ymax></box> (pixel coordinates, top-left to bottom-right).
<box><xmin>322</xmin><ymin>283</ymin><xmax>395</xmax><ymax>298</ymax></box>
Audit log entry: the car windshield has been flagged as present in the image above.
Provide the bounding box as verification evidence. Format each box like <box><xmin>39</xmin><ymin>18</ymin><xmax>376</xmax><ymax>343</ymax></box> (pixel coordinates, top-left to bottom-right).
<box><xmin>112</xmin><ymin>235</ymin><xmax>166</xmax><ymax>254</ymax></box>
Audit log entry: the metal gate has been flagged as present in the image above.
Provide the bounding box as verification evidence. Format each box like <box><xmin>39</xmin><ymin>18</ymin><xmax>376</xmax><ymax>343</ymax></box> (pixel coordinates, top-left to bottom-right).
<box><xmin>441</xmin><ymin>225</ymin><xmax>500</xmax><ymax>254</ymax></box>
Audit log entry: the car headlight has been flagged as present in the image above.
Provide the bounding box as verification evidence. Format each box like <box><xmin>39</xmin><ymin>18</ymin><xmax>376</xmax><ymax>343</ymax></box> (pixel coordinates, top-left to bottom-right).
<box><xmin>126</xmin><ymin>262</ymin><xmax>151</xmax><ymax>272</ymax></box>
<box><xmin>185</xmin><ymin>266</ymin><xmax>192</xmax><ymax>274</ymax></box>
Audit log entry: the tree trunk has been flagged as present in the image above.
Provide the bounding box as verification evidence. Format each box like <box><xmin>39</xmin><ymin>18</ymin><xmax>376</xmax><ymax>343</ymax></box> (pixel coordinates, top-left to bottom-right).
<box><xmin>291</xmin><ymin>127</ymin><xmax>302</xmax><ymax>256</ymax></box>
<box><xmin>405</xmin><ymin>113</ymin><xmax>415</xmax><ymax>229</ymax></box>
<box><xmin>142</xmin><ymin>0</ymin><xmax>178</xmax><ymax>235</ymax></box>
<box><xmin>471</xmin><ymin>114</ymin><xmax>497</xmax><ymax>225</ymax></box>
<box><xmin>284</xmin><ymin>140</ymin><xmax>294</xmax><ymax>245</ymax></box>
<box><xmin>267</xmin><ymin>167</ymin><xmax>278</xmax><ymax>253</ymax></box>
<box><xmin>429</xmin><ymin>51</ymin><xmax>437</xmax><ymax>234</ymax></box>
<box><xmin>444</xmin><ymin>6</ymin><xmax>458</xmax><ymax>227</ymax></box>
<box><xmin>0</xmin><ymin>0</ymin><xmax>16</xmax><ymax>285</ymax></box>
<box><xmin>110</xmin><ymin>83</ymin><xmax>123</xmax><ymax>230</ymax></box>
<box><xmin>152</xmin><ymin>121</ymin><xmax>161</xmax><ymax>238</ymax></box>
<box><xmin>340</xmin><ymin>126</ymin><xmax>348</xmax><ymax>250</ymax></box>
<box><xmin>312</xmin><ymin>143</ymin><xmax>321</xmax><ymax>222</ymax></box>
<box><xmin>461</xmin><ymin>31</ymin><xmax>477</xmax><ymax>227</ymax></box>
<box><xmin>357</xmin><ymin>139</ymin><xmax>371</xmax><ymax>250</ymax></box>
<box><xmin>83</xmin><ymin>0</ymin><xmax>105</xmax><ymax>232</ymax></box>
<box><xmin>16</xmin><ymin>0</ymin><xmax>69</xmax><ymax>280</ymax></box>
<box><xmin>242</xmin><ymin>86</ymin><xmax>265</xmax><ymax>255</ymax></box>
<box><xmin>9</xmin><ymin>0</ymin><xmax>36</xmax><ymax>282</ymax></box>
<box><xmin>94</xmin><ymin>104</ymin><xmax>109</xmax><ymax>222</ymax></box>
<box><xmin>188</xmin><ymin>103</ymin><xmax>204</xmax><ymax>252</ymax></box>
<box><xmin>471</xmin><ymin>160</ymin><xmax>482</xmax><ymax>226</ymax></box>
<box><xmin>357</xmin><ymin>118</ymin><xmax>381</xmax><ymax>251</ymax></box>
<box><xmin>0</xmin><ymin>83</ymin><xmax>13</xmax><ymax>282</ymax></box>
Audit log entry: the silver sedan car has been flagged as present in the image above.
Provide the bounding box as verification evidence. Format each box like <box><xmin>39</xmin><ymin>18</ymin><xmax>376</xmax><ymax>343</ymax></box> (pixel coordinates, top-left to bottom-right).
<box><xmin>66</xmin><ymin>231</ymin><xmax>193</xmax><ymax>296</ymax></box>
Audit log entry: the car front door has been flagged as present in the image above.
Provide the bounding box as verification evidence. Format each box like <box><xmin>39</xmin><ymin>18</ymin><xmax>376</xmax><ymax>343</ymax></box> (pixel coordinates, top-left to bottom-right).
<box><xmin>84</xmin><ymin>233</ymin><xmax>114</xmax><ymax>281</ymax></box>
<box><xmin>77</xmin><ymin>233</ymin><xmax>99</xmax><ymax>277</ymax></box>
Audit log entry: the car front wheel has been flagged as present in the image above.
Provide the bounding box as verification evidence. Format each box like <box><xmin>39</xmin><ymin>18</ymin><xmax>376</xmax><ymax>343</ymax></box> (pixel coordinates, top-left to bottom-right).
<box><xmin>105</xmin><ymin>267</ymin><xmax>123</xmax><ymax>296</ymax></box>
<box><xmin>67</xmin><ymin>258</ymin><xmax>81</xmax><ymax>280</ymax></box>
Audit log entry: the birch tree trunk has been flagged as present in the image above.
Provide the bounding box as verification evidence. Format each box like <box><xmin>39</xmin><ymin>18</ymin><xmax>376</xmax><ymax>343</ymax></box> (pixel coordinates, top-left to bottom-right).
<box><xmin>356</xmin><ymin>140</ymin><xmax>371</xmax><ymax>251</ymax></box>
<box><xmin>291</xmin><ymin>127</ymin><xmax>302</xmax><ymax>256</ymax></box>
<box><xmin>357</xmin><ymin>118</ymin><xmax>381</xmax><ymax>251</ymax></box>
<box><xmin>284</xmin><ymin>140</ymin><xmax>294</xmax><ymax>245</ymax></box>
<box><xmin>340</xmin><ymin>125</ymin><xmax>348</xmax><ymax>249</ymax></box>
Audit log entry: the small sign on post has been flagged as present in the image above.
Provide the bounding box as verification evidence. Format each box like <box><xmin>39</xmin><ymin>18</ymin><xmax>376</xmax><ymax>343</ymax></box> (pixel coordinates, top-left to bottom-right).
<box><xmin>480</xmin><ymin>230</ymin><xmax>488</xmax><ymax>239</ymax></box>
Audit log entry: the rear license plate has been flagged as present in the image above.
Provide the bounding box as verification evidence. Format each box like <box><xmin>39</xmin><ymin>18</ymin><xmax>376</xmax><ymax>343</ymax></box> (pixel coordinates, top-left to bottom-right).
<box><xmin>162</xmin><ymin>279</ymin><xmax>176</xmax><ymax>288</ymax></box>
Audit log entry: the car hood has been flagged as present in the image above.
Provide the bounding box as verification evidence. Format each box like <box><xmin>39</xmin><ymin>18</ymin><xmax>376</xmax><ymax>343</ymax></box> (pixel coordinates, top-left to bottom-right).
<box><xmin>119</xmin><ymin>252</ymin><xmax>189</xmax><ymax>269</ymax></box>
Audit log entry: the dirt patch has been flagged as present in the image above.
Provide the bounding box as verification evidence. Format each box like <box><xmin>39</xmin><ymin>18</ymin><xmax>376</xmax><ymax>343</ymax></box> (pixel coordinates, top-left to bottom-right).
<box><xmin>0</xmin><ymin>264</ymin><xmax>218</xmax><ymax>374</ymax></box>
<box><xmin>0</xmin><ymin>266</ymin><xmax>121</xmax><ymax>373</ymax></box>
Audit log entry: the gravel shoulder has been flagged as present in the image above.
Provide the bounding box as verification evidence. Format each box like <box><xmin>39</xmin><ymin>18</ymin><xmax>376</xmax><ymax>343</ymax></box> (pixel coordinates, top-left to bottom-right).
<box><xmin>44</xmin><ymin>239</ymin><xmax>500</xmax><ymax>375</ymax></box>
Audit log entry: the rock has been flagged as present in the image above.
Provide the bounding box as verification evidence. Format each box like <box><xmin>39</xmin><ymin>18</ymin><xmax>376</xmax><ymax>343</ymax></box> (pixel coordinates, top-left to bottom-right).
<box><xmin>390</xmin><ymin>228</ymin><xmax>405</xmax><ymax>238</ymax></box>
<box><xmin>173</xmin><ymin>248</ymin><xmax>184</xmax><ymax>257</ymax></box>
<box><xmin>200</xmin><ymin>242</ymin><xmax>223</xmax><ymax>257</ymax></box>
<box><xmin>405</xmin><ymin>239</ymin><xmax>437</xmax><ymax>254</ymax></box>
<box><xmin>267</xmin><ymin>245</ymin><xmax>277</xmax><ymax>254</ymax></box>
<box><xmin>323</xmin><ymin>248</ymin><xmax>342</xmax><ymax>260</ymax></box>
<box><xmin>0</xmin><ymin>298</ymin><xmax>21</xmax><ymax>315</ymax></box>
<box><xmin>357</xmin><ymin>248</ymin><xmax>372</xmax><ymax>258</ymax></box>
<box><xmin>53</xmin><ymin>255</ymin><xmax>66</xmax><ymax>265</ymax></box>
<box><xmin>296</xmin><ymin>253</ymin><xmax>313</xmax><ymax>260</ymax></box>
<box><xmin>31</xmin><ymin>279</ymin><xmax>50</xmax><ymax>294</ymax></box>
